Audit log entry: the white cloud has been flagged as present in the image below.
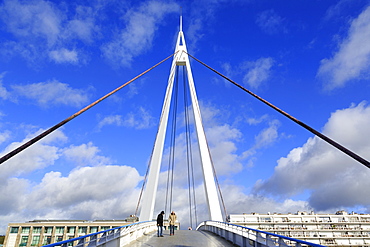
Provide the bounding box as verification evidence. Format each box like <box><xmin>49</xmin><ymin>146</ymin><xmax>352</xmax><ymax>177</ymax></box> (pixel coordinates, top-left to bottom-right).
<box><xmin>324</xmin><ymin>0</ymin><xmax>356</xmax><ymax>21</ymax></box>
<box><xmin>0</xmin><ymin>0</ymin><xmax>98</xmax><ymax>65</ymax></box>
<box><xmin>256</xmin><ymin>9</ymin><xmax>287</xmax><ymax>35</ymax></box>
<box><xmin>63</xmin><ymin>142</ymin><xmax>112</xmax><ymax>167</ymax></box>
<box><xmin>29</xmin><ymin>165</ymin><xmax>141</xmax><ymax>209</ymax></box>
<box><xmin>123</xmin><ymin>107</ymin><xmax>155</xmax><ymax>129</ymax></box>
<box><xmin>49</xmin><ymin>48</ymin><xmax>78</xmax><ymax>64</ymax></box>
<box><xmin>64</xmin><ymin>6</ymin><xmax>98</xmax><ymax>43</ymax></box>
<box><xmin>12</xmin><ymin>80</ymin><xmax>91</xmax><ymax>107</ymax></box>
<box><xmin>0</xmin><ymin>129</ymin><xmax>143</xmax><ymax>233</ymax></box>
<box><xmin>317</xmin><ymin>5</ymin><xmax>370</xmax><ymax>90</ymax></box>
<box><xmin>242</xmin><ymin>57</ymin><xmax>275</xmax><ymax>89</ymax></box>
<box><xmin>253</xmin><ymin>101</ymin><xmax>370</xmax><ymax>211</ymax></box>
<box><xmin>0</xmin><ymin>130</ymin><xmax>11</xmax><ymax>145</ymax></box>
<box><xmin>0</xmin><ymin>177</ymin><xmax>29</xmax><ymax>215</ymax></box>
<box><xmin>0</xmin><ymin>0</ymin><xmax>62</xmax><ymax>46</ymax></box>
<box><xmin>241</xmin><ymin>118</ymin><xmax>280</xmax><ymax>162</ymax></box>
<box><xmin>222</xmin><ymin>183</ymin><xmax>310</xmax><ymax>215</ymax></box>
<box><xmin>101</xmin><ymin>0</ymin><xmax>178</xmax><ymax>67</ymax></box>
<box><xmin>0</xmin><ymin>129</ymin><xmax>67</xmax><ymax>180</ymax></box>
<box><xmin>98</xmin><ymin>107</ymin><xmax>155</xmax><ymax>129</ymax></box>
<box><xmin>98</xmin><ymin>115</ymin><xmax>123</xmax><ymax>128</ymax></box>
<box><xmin>0</xmin><ymin>72</ymin><xmax>10</xmax><ymax>100</ymax></box>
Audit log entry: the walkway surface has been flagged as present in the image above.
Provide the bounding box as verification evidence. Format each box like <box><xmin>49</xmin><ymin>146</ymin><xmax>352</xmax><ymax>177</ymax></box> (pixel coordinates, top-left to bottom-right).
<box><xmin>129</xmin><ymin>229</ymin><xmax>237</xmax><ymax>247</ymax></box>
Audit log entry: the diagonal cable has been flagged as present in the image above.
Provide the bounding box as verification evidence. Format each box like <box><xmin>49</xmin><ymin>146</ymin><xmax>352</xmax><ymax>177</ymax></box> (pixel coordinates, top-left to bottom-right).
<box><xmin>186</xmin><ymin>52</ymin><xmax>370</xmax><ymax>169</ymax></box>
<box><xmin>0</xmin><ymin>52</ymin><xmax>177</xmax><ymax>165</ymax></box>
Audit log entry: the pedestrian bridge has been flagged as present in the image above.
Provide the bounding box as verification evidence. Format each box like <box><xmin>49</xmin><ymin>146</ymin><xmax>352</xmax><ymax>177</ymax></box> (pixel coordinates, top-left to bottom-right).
<box><xmin>43</xmin><ymin>221</ymin><xmax>324</xmax><ymax>247</ymax></box>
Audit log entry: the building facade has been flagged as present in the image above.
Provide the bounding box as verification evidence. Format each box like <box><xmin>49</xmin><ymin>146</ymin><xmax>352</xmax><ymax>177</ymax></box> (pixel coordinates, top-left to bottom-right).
<box><xmin>228</xmin><ymin>211</ymin><xmax>370</xmax><ymax>246</ymax></box>
<box><xmin>4</xmin><ymin>218</ymin><xmax>180</xmax><ymax>247</ymax></box>
<box><xmin>3</xmin><ymin>220</ymin><xmax>131</xmax><ymax>247</ymax></box>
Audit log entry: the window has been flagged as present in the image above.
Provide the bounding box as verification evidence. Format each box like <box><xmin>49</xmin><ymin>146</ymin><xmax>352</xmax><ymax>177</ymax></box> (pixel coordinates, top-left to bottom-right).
<box><xmin>44</xmin><ymin>227</ymin><xmax>52</xmax><ymax>234</ymax></box>
<box><xmin>90</xmin><ymin>227</ymin><xmax>98</xmax><ymax>233</ymax></box>
<box><xmin>56</xmin><ymin>227</ymin><xmax>64</xmax><ymax>234</ymax></box>
<box><xmin>56</xmin><ymin>236</ymin><xmax>63</xmax><ymax>242</ymax></box>
<box><xmin>260</xmin><ymin>217</ymin><xmax>271</xmax><ymax>222</ymax></box>
<box><xmin>100</xmin><ymin>226</ymin><xmax>110</xmax><ymax>231</ymax></box>
<box><xmin>20</xmin><ymin>236</ymin><xmax>28</xmax><ymax>246</ymax></box>
<box><xmin>68</xmin><ymin>237</ymin><xmax>74</xmax><ymax>246</ymax></box>
<box><xmin>78</xmin><ymin>227</ymin><xmax>87</xmax><ymax>234</ymax></box>
<box><xmin>67</xmin><ymin>227</ymin><xmax>75</xmax><ymax>234</ymax></box>
<box><xmin>31</xmin><ymin>236</ymin><xmax>40</xmax><ymax>246</ymax></box>
<box><xmin>10</xmin><ymin>227</ymin><xmax>19</xmax><ymax>233</ymax></box>
<box><xmin>43</xmin><ymin>236</ymin><xmax>51</xmax><ymax>245</ymax></box>
<box><xmin>67</xmin><ymin>237</ymin><xmax>74</xmax><ymax>246</ymax></box>
<box><xmin>21</xmin><ymin>227</ymin><xmax>30</xmax><ymax>234</ymax></box>
<box><xmin>32</xmin><ymin>227</ymin><xmax>41</xmax><ymax>234</ymax></box>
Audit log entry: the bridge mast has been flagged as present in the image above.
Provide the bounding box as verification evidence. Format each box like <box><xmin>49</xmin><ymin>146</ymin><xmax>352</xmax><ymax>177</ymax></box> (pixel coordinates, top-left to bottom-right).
<box><xmin>139</xmin><ymin>16</ymin><xmax>223</xmax><ymax>222</ymax></box>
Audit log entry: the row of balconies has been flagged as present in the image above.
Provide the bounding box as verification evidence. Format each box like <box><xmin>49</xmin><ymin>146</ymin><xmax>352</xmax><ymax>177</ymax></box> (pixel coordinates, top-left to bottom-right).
<box><xmin>235</xmin><ymin>217</ymin><xmax>370</xmax><ymax>222</ymax></box>
<box><xmin>256</xmin><ymin>219</ymin><xmax>370</xmax><ymax>223</ymax></box>
<box><xmin>259</xmin><ymin>226</ymin><xmax>369</xmax><ymax>231</ymax></box>
<box><xmin>274</xmin><ymin>232</ymin><xmax>370</xmax><ymax>238</ymax></box>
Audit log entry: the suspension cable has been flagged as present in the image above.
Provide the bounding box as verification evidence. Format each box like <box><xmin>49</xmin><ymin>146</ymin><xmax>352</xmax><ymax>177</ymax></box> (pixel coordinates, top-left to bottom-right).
<box><xmin>165</xmin><ymin>66</ymin><xmax>180</xmax><ymax>214</ymax></box>
<box><xmin>186</xmin><ymin>52</ymin><xmax>370</xmax><ymax>169</ymax></box>
<box><xmin>208</xmin><ymin>145</ymin><xmax>228</xmax><ymax>220</ymax></box>
<box><xmin>183</xmin><ymin>66</ymin><xmax>198</xmax><ymax>229</ymax></box>
<box><xmin>0</xmin><ymin>52</ymin><xmax>178</xmax><ymax>165</ymax></box>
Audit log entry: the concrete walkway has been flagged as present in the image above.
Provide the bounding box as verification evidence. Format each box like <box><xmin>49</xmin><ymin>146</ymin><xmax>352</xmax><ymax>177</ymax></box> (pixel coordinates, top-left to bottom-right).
<box><xmin>129</xmin><ymin>229</ymin><xmax>237</xmax><ymax>247</ymax></box>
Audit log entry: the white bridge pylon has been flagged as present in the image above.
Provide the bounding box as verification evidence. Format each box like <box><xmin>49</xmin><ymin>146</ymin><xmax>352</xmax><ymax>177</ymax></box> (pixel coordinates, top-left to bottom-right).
<box><xmin>139</xmin><ymin>17</ymin><xmax>223</xmax><ymax>222</ymax></box>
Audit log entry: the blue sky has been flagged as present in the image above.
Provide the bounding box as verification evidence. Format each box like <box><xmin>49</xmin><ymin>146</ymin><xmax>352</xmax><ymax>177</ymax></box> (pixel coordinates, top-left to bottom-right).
<box><xmin>1</xmin><ymin>0</ymin><xmax>370</xmax><ymax>233</ymax></box>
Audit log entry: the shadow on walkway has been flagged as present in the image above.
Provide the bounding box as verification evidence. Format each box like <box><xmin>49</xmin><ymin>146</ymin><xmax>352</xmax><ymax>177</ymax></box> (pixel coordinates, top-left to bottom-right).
<box><xmin>129</xmin><ymin>229</ymin><xmax>237</xmax><ymax>247</ymax></box>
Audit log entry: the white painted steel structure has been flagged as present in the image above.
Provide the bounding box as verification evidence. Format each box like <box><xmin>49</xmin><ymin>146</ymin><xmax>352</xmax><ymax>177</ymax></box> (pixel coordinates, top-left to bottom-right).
<box><xmin>139</xmin><ymin>16</ymin><xmax>223</xmax><ymax>222</ymax></box>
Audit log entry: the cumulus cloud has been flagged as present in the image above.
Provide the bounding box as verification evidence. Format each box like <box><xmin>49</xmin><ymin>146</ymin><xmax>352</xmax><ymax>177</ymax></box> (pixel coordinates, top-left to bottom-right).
<box><xmin>242</xmin><ymin>57</ymin><xmax>275</xmax><ymax>89</ymax></box>
<box><xmin>29</xmin><ymin>165</ymin><xmax>141</xmax><ymax>209</ymax></box>
<box><xmin>63</xmin><ymin>142</ymin><xmax>112</xmax><ymax>167</ymax></box>
<box><xmin>101</xmin><ymin>1</ymin><xmax>178</xmax><ymax>67</ymax></box>
<box><xmin>12</xmin><ymin>80</ymin><xmax>91</xmax><ymax>107</ymax></box>
<box><xmin>0</xmin><ymin>129</ymin><xmax>67</xmax><ymax>180</ymax></box>
<box><xmin>0</xmin><ymin>129</ymin><xmax>142</xmax><ymax>233</ymax></box>
<box><xmin>317</xmin><ymin>5</ymin><xmax>370</xmax><ymax>90</ymax></box>
<box><xmin>253</xmin><ymin>101</ymin><xmax>370</xmax><ymax>211</ymax></box>
<box><xmin>256</xmin><ymin>9</ymin><xmax>287</xmax><ymax>35</ymax></box>
<box><xmin>223</xmin><ymin>183</ymin><xmax>310</xmax><ymax>215</ymax></box>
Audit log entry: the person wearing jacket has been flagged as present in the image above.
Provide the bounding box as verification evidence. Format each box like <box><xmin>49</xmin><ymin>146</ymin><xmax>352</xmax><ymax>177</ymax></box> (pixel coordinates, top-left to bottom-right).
<box><xmin>168</xmin><ymin>211</ymin><xmax>177</xmax><ymax>236</ymax></box>
<box><xmin>156</xmin><ymin>211</ymin><xmax>164</xmax><ymax>237</ymax></box>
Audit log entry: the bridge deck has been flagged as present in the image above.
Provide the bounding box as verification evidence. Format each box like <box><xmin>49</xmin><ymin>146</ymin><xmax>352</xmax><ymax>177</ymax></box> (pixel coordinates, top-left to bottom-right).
<box><xmin>130</xmin><ymin>229</ymin><xmax>237</xmax><ymax>246</ymax></box>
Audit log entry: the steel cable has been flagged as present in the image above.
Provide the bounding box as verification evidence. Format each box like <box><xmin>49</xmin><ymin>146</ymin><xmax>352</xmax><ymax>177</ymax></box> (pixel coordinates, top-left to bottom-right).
<box><xmin>0</xmin><ymin>52</ymin><xmax>178</xmax><ymax>165</ymax></box>
<box><xmin>186</xmin><ymin>52</ymin><xmax>370</xmax><ymax>169</ymax></box>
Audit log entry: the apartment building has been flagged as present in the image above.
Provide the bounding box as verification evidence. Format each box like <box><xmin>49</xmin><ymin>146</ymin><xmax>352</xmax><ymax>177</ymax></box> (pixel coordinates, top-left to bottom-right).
<box><xmin>3</xmin><ymin>217</ymin><xmax>180</xmax><ymax>247</ymax></box>
<box><xmin>3</xmin><ymin>220</ymin><xmax>132</xmax><ymax>247</ymax></box>
<box><xmin>228</xmin><ymin>211</ymin><xmax>370</xmax><ymax>246</ymax></box>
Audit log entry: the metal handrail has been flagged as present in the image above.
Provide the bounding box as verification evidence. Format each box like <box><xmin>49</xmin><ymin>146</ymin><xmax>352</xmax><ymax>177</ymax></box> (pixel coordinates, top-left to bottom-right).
<box><xmin>42</xmin><ymin>221</ymin><xmax>156</xmax><ymax>247</ymax></box>
<box><xmin>197</xmin><ymin>221</ymin><xmax>326</xmax><ymax>247</ymax></box>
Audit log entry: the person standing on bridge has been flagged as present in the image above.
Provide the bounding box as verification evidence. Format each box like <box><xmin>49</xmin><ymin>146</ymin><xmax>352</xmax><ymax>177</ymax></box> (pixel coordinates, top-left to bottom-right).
<box><xmin>157</xmin><ymin>211</ymin><xmax>164</xmax><ymax>237</ymax></box>
<box><xmin>169</xmin><ymin>211</ymin><xmax>177</xmax><ymax>236</ymax></box>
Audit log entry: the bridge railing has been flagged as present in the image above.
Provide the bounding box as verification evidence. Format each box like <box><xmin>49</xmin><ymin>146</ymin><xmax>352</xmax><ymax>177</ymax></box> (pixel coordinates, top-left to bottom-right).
<box><xmin>43</xmin><ymin>221</ymin><xmax>156</xmax><ymax>247</ymax></box>
<box><xmin>196</xmin><ymin>221</ymin><xmax>326</xmax><ymax>247</ymax></box>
